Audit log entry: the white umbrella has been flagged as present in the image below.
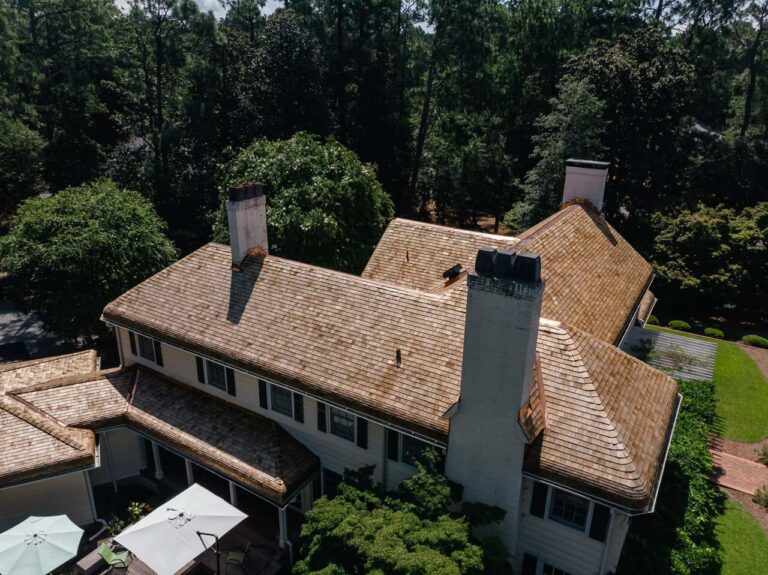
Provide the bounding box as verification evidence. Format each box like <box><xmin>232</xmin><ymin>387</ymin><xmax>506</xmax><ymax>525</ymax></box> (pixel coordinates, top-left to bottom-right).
<box><xmin>0</xmin><ymin>515</ymin><xmax>83</xmax><ymax>575</ymax></box>
<box><xmin>115</xmin><ymin>483</ymin><xmax>247</xmax><ymax>575</ymax></box>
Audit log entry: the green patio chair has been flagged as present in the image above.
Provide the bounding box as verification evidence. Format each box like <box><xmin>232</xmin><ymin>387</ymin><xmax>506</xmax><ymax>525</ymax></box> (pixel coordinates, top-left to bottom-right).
<box><xmin>98</xmin><ymin>543</ymin><xmax>131</xmax><ymax>572</ymax></box>
<box><xmin>225</xmin><ymin>542</ymin><xmax>251</xmax><ymax>572</ymax></box>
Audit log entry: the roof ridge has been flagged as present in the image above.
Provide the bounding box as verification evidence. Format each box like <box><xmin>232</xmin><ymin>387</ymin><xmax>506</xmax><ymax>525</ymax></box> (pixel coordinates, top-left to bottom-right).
<box><xmin>9</xmin><ymin>366</ymin><xmax>126</xmax><ymax>395</ymax></box>
<box><xmin>0</xmin><ymin>349</ymin><xmax>97</xmax><ymax>375</ymax></box>
<box><xmin>0</xmin><ymin>395</ymin><xmax>92</xmax><ymax>452</ymax></box>
<box><xmin>391</xmin><ymin>218</ymin><xmax>519</xmax><ymax>241</ymax></box>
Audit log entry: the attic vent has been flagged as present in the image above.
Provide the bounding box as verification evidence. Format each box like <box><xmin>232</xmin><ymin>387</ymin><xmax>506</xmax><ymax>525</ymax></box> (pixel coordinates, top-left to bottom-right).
<box><xmin>442</xmin><ymin>263</ymin><xmax>462</xmax><ymax>280</ymax></box>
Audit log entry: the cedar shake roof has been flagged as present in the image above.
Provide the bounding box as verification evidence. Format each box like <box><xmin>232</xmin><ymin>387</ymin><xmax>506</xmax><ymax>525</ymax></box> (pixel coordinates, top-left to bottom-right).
<box><xmin>0</xmin><ymin>350</ymin><xmax>98</xmax><ymax>394</ymax></box>
<box><xmin>364</xmin><ymin>205</ymin><xmax>653</xmax><ymax>343</ymax></box>
<box><xmin>637</xmin><ymin>290</ymin><xmax>657</xmax><ymax>325</ymax></box>
<box><xmin>526</xmin><ymin>320</ymin><xmax>678</xmax><ymax>509</ymax></box>
<box><xmin>1</xmin><ymin>357</ymin><xmax>318</xmax><ymax>501</ymax></box>
<box><xmin>102</xmin><ymin>204</ymin><xmax>675</xmax><ymax>509</ymax></box>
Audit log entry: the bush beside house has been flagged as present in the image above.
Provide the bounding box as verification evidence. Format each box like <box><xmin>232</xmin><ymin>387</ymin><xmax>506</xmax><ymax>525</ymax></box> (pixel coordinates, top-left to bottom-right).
<box><xmin>742</xmin><ymin>335</ymin><xmax>768</xmax><ymax>349</ymax></box>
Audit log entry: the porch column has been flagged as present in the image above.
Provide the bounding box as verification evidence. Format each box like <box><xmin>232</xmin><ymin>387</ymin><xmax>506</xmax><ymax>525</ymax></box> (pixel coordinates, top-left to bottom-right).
<box><xmin>185</xmin><ymin>460</ymin><xmax>194</xmax><ymax>486</ymax></box>
<box><xmin>102</xmin><ymin>432</ymin><xmax>118</xmax><ymax>493</ymax></box>
<box><xmin>229</xmin><ymin>481</ymin><xmax>238</xmax><ymax>507</ymax></box>
<box><xmin>278</xmin><ymin>507</ymin><xmax>288</xmax><ymax>550</ymax></box>
<box><xmin>151</xmin><ymin>442</ymin><xmax>164</xmax><ymax>480</ymax></box>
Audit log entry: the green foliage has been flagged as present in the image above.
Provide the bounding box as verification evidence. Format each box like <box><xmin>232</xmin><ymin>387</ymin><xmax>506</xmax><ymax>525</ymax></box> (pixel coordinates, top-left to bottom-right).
<box><xmin>0</xmin><ymin>180</ymin><xmax>177</xmax><ymax>339</ymax></box>
<box><xmin>752</xmin><ymin>485</ymin><xmax>768</xmax><ymax>509</ymax></box>
<box><xmin>617</xmin><ymin>379</ymin><xmax>723</xmax><ymax>575</ymax></box>
<box><xmin>216</xmin><ymin>132</ymin><xmax>393</xmax><ymax>273</ymax></box>
<box><xmin>704</xmin><ymin>327</ymin><xmax>724</xmax><ymax>339</ymax></box>
<box><xmin>647</xmin><ymin>314</ymin><xmax>659</xmax><ymax>325</ymax></box>
<box><xmin>757</xmin><ymin>445</ymin><xmax>768</xmax><ymax>467</ymax></box>
<box><xmin>668</xmin><ymin>320</ymin><xmax>692</xmax><ymax>331</ymax></box>
<box><xmin>107</xmin><ymin>516</ymin><xmax>126</xmax><ymax>537</ymax></box>
<box><xmin>0</xmin><ymin>116</ymin><xmax>44</xmax><ymax>218</ymax></box>
<box><xmin>652</xmin><ymin>203</ymin><xmax>768</xmax><ymax>313</ymax></box>
<box><xmin>398</xmin><ymin>450</ymin><xmax>452</xmax><ymax>520</ymax></box>
<box><xmin>742</xmin><ymin>335</ymin><xmax>768</xmax><ymax>349</ymax></box>
<box><xmin>505</xmin><ymin>76</ymin><xmax>606</xmax><ymax>232</ymax></box>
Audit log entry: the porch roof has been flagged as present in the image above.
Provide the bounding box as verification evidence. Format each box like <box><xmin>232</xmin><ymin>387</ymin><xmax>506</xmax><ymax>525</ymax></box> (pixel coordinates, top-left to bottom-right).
<box><xmin>1</xmin><ymin>357</ymin><xmax>318</xmax><ymax>503</ymax></box>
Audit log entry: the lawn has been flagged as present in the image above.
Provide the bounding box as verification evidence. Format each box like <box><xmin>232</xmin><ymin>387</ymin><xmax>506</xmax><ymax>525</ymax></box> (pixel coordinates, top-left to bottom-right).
<box><xmin>647</xmin><ymin>326</ymin><xmax>768</xmax><ymax>442</ymax></box>
<box><xmin>715</xmin><ymin>498</ymin><xmax>768</xmax><ymax>574</ymax></box>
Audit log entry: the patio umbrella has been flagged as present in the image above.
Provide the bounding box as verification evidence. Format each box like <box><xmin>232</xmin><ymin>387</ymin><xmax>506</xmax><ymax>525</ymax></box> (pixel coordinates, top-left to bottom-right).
<box><xmin>0</xmin><ymin>515</ymin><xmax>84</xmax><ymax>575</ymax></box>
<box><xmin>115</xmin><ymin>483</ymin><xmax>247</xmax><ymax>575</ymax></box>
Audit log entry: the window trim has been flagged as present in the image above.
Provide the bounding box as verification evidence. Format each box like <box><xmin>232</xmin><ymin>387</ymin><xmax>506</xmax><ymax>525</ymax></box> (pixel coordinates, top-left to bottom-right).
<box><xmin>328</xmin><ymin>405</ymin><xmax>356</xmax><ymax>442</ymax></box>
<box><xmin>205</xmin><ymin>360</ymin><xmax>227</xmax><ymax>391</ymax></box>
<box><xmin>261</xmin><ymin>380</ymin><xmax>304</xmax><ymax>424</ymax></box>
<box><xmin>137</xmin><ymin>334</ymin><xmax>156</xmax><ymax>362</ymax></box>
<box><xmin>270</xmin><ymin>384</ymin><xmax>294</xmax><ymax>418</ymax></box>
<box><xmin>546</xmin><ymin>487</ymin><xmax>592</xmax><ymax>533</ymax></box>
<box><xmin>387</xmin><ymin>429</ymin><xmax>436</xmax><ymax>467</ymax></box>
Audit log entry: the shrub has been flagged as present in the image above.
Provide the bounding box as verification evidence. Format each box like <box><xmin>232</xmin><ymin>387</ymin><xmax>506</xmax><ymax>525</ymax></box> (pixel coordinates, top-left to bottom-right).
<box><xmin>753</xmin><ymin>485</ymin><xmax>768</xmax><ymax>509</ymax></box>
<box><xmin>758</xmin><ymin>445</ymin><xmax>768</xmax><ymax>467</ymax></box>
<box><xmin>742</xmin><ymin>335</ymin><xmax>768</xmax><ymax>349</ymax></box>
<box><xmin>647</xmin><ymin>314</ymin><xmax>660</xmax><ymax>325</ymax></box>
<box><xmin>668</xmin><ymin>320</ymin><xmax>692</xmax><ymax>331</ymax></box>
<box><xmin>704</xmin><ymin>327</ymin><xmax>724</xmax><ymax>339</ymax></box>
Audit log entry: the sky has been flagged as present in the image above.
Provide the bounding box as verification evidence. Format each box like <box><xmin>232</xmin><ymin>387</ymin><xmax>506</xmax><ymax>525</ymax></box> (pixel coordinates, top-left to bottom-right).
<box><xmin>116</xmin><ymin>0</ymin><xmax>283</xmax><ymax>19</ymax></box>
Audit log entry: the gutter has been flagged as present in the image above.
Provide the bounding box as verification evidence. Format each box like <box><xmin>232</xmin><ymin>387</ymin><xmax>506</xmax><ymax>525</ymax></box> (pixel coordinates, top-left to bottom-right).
<box><xmin>103</xmin><ymin>319</ymin><xmax>448</xmax><ymax>450</ymax></box>
<box><xmin>646</xmin><ymin>391</ymin><xmax>683</xmax><ymax>514</ymax></box>
<box><xmin>0</xmin><ymin>463</ymin><xmax>97</xmax><ymax>492</ymax></box>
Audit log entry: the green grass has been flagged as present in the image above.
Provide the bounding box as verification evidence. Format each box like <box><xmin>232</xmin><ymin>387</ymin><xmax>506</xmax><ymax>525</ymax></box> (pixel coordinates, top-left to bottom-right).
<box><xmin>715</xmin><ymin>499</ymin><xmax>768</xmax><ymax>575</ymax></box>
<box><xmin>646</xmin><ymin>325</ymin><xmax>768</xmax><ymax>442</ymax></box>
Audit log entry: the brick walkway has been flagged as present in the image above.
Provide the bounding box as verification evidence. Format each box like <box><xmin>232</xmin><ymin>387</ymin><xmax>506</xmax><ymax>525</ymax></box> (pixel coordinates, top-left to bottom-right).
<box><xmin>711</xmin><ymin>449</ymin><xmax>768</xmax><ymax>495</ymax></box>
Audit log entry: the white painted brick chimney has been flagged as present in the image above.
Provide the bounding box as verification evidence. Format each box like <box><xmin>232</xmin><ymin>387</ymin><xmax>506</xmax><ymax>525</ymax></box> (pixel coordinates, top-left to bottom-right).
<box><xmin>562</xmin><ymin>158</ymin><xmax>610</xmax><ymax>210</ymax></box>
<box><xmin>445</xmin><ymin>248</ymin><xmax>544</xmax><ymax>556</ymax></box>
<box><xmin>226</xmin><ymin>182</ymin><xmax>268</xmax><ymax>266</ymax></box>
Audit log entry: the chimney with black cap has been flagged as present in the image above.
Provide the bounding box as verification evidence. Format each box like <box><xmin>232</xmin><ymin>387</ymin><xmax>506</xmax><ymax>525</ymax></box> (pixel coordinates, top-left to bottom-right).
<box><xmin>562</xmin><ymin>158</ymin><xmax>610</xmax><ymax>210</ymax></box>
<box><xmin>226</xmin><ymin>182</ymin><xmax>268</xmax><ymax>266</ymax></box>
<box><xmin>444</xmin><ymin>247</ymin><xmax>544</xmax><ymax>553</ymax></box>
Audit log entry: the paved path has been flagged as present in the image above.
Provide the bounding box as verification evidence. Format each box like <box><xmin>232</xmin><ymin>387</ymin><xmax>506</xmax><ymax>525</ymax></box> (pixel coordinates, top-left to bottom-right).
<box><xmin>621</xmin><ymin>327</ymin><xmax>717</xmax><ymax>381</ymax></box>
<box><xmin>710</xmin><ymin>449</ymin><xmax>768</xmax><ymax>495</ymax></box>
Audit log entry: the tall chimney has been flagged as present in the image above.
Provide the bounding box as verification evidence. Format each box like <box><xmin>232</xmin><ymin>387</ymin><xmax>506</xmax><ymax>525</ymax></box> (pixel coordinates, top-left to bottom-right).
<box><xmin>562</xmin><ymin>158</ymin><xmax>610</xmax><ymax>210</ymax></box>
<box><xmin>226</xmin><ymin>182</ymin><xmax>268</xmax><ymax>266</ymax></box>
<box><xmin>444</xmin><ymin>248</ymin><xmax>544</xmax><ymax>552</ymax></box>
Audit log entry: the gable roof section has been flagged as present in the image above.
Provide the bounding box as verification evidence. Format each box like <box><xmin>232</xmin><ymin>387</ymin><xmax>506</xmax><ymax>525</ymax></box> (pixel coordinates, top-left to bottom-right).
<box><xmin>0</xmin><ymin>350</ymin><xmax>98</xmax><ymax>394</ymax></box>
<box><xmin>525</xmin><ymin>320</ymin><xmax>679</xmax><ymax>509</ymax></box>
<box><xmin>364</xmin><ymin>205</ymin><xmax>653</xmax><ymax>344</ymax></box>
<box><xmin>104</xmin><ymin>244</ymin><xmax>468</xmax><ymax>440</ymax></box>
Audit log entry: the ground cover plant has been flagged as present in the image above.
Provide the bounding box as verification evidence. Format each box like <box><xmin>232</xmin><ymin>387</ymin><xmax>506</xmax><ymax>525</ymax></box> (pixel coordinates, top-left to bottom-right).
<box><xmin>714</xmin><ymin>498</ymin><xmax>768</xmax><ymax>575</ymax></box>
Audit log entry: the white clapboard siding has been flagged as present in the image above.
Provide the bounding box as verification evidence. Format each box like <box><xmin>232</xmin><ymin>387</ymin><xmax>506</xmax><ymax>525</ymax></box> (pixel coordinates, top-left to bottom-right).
<box><xmin>0</xmin><ymin>472</ymin><xmax>95</xmax><ymax>530</ymax></box>
<box><xmin>89</xmin><ymin>428</ymin><xmax>144</xmax><ymax>486</ymax></box>
<box><xmin>516</xmin><ymin>478</ymin><xmax>605</xmax><ymax>575</ymax></box>
<box><xmin>117</xmin><ymin>328</ymin><xmax>420</xmax><ymax>492</ymax></box>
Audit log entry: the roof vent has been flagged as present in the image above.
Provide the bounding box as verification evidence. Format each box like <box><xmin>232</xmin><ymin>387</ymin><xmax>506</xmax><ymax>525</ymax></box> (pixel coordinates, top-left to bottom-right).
<box><xmin>475</xmin><ymin>247</ymin><xmax>497</xmax><ymax>275</ymax></box>
<box><xmin>492</xmin><ymin>250</ymin><xmax>516</xmax><ymax>278</ymax></box>
<box><xmin>442</xmin><ymin>263</ymin><xmax>463</xmax><ymax>280</ymax></box>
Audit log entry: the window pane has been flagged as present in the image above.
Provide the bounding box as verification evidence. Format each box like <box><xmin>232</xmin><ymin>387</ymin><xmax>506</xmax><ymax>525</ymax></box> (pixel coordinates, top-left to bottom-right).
<box><xmin>271</xmin><ymin>385</ymin><xmax>293</xmax><ymax>417</ymax></box>
<box><xmin>549</xmin><ymin>489</ymin><xmax>589</xmax><ymax>531</ymax></box>
<box><xmin>138</xmin><ymin>335</ymin><xmax>156</xmax><ymax>362</ymax></box>
<box><xmin>402</xmin><ymin>435</ymin><xmax>428</xmax><ymax>466</ymax></box>
<box><xmin>329</xmin><ymin>406</ymin><xmax>355</xmax><ymax>441</ymax></box>
<box><xmin>206</xmin><ymin>361</ymin><xmax>226</xmax><ymax>390</ymax></box>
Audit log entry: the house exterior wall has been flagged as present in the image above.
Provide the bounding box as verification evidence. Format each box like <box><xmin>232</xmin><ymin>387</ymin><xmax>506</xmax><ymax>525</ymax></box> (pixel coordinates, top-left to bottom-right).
<box><xmin>89</xmin><ymin>428</ymin><xmax>144</xmax><ymax>486</ymax></box>
<box><xmin>116</xmin><ymin>327</ymin><xmax>422</xmax><ymax>493</ymax></box>
<box><xmin>0</xmin><ymin>471</ymin><xmax>95</xmax><ymax>531</ymax></box>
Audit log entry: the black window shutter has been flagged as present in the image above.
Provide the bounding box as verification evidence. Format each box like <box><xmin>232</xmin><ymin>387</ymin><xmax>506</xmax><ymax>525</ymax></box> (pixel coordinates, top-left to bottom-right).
<box><xmin>225</xmin><ymin>368</ymin><xmax>237</xmax><ymax>396</ymax></box>
<box><xmin>196</xmin><ymin>357</ymin><xmax>205</xmax><ymax>384</ymax></box>
<box><xmin>589</xmin><ymin>503</ymin><xmax>611</xmax><ymax>542</ymax></box>
<box><xmin>521</xmin><ymin>553</ymin><xmax>538</xmax><ymax>575</ymax></box>
<box><xmin>387</xmin><ymin>429</ymin><xmax>399</xmax><ymax>461</ymax></box>
<box><xmin>317</xmin><ymin>402</ymin><xmax>327</xmax><ymax>432</ymax></box>
<box><xmin>153</xmin><ymin>340</ymin><xmax>163</xmax><ymax>366</ymax></box>
<box><xmin>356</xmin><ymin>418</ymin><xmax>368</xmax><ymax>449</ymax></box>
<box><xmin>258</xmin><ymin>380</ymin><xmax>268</xmax><ymax>409</ymax></box>
<box><xmin>128</xmin><ymin>331</ymin><xmax>137</xmax><ymax>355</ymax></box>
<box><xmin>293</xmin><ymin>393</ymin><xmax>304</xmax><ymax>423</ymax></box>
<box><xmin>530</xmin><ymin>482</ymin><xmax>548</xmax><ymax>518</ymax></box>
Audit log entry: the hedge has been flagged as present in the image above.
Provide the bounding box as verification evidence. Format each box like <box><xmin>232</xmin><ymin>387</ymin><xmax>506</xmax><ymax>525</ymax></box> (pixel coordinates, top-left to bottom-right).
<box><xmin>704</xmin><ymin>327</ymin><xmax>724</xmax><ymax>339</ymax></box>
<box><xmin>647</xmin><ymin>314</ymin><xmax>660</xmax><ymax>325</ymax></box>
<box><xmin>617</xmin><ymin>379</ymin><xmax>723</xmax><ymax>575</ymax></box>
<box><xmin>742</xmin><ymin>335</ymin><xmax>768</xmax><ymax>349</ymax></box>
<box><xmin>668</xmin><ymin>320</ymin><xmax>692</xmax><ymax>331</ymax></box>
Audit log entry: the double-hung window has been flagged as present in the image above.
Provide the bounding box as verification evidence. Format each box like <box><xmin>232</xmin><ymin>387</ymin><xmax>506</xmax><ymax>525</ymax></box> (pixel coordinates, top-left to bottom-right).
<box><xmin>528</xmin><ymin>481</ymin><xmax>612</xmax><ymax>542</ymax></box>
<box><xmin>195</xmin><ymin>356</ymin><xmax>236</xmax><ymax>396</ymax></box>
<box><xmin>258</xmin><ymin>380</ymin><xmax>304</xmax><ymax>423</ymax></box>
<box><xmin>549</xmin><ymin>488</ymin><xmax>589</xmax><ymax>530</ymax></box>
<box><xmin>128</xmin><ymin>331</ymin><xmax>163</xmax><ymax>367</ymax></box>
<box><xmin>386</xmin><ymin>429</ymin><xmax>437</xmax><ymax>467</ymax></box>
<box><xmin>316</xmin><ymin>401</ymin><xmax>367</xmax><ymax>448</ymax></box>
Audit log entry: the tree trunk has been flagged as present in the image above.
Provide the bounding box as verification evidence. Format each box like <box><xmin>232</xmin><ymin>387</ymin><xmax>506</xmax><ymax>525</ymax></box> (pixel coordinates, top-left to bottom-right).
<box><xmin>335</xmin><ymin>0</ymin><xmax>345</xmax><ymax>136</ymax></box>
<box><xmin>408</xmin><ymin>43</ymin><xmax>438</xmax><ymax>202</ymax></box>
<box><xmin>741</xmin><ymin>55</ymin><xmax>758</xmax><ymax>137</ymax></box>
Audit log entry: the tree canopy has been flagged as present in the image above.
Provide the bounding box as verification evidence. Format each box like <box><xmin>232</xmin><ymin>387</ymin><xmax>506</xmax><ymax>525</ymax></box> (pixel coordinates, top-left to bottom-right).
<box><xmin>216</xmin><ymin>132</ymin><xmax>393</xmax><ymax>273</ymax></box>
<box><xmin>0</xmin><ymin>180</ymin><xmax>177</xmax><ymax>339</ymax></box>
